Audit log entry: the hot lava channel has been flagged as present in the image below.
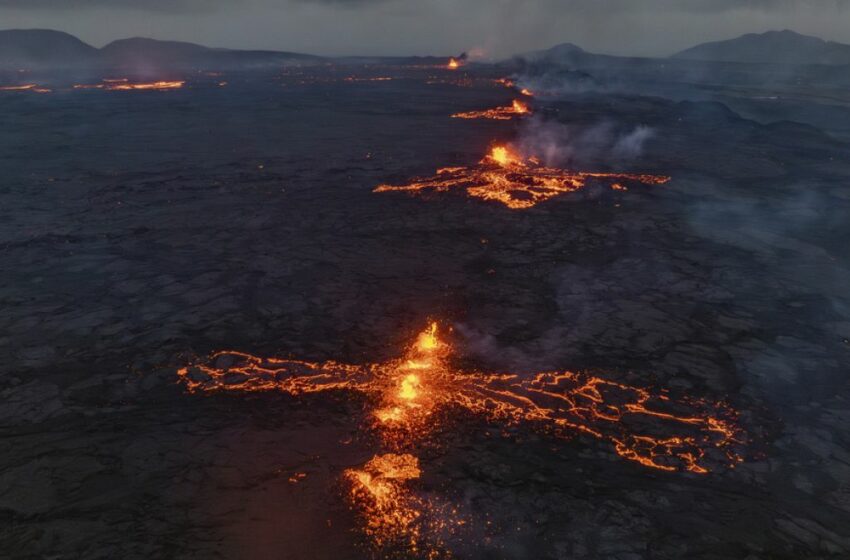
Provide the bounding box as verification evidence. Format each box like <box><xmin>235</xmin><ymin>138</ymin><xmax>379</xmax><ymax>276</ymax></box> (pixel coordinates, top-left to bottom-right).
<box><xmin>451</xmin><ymin>99</ymin><xmax>531</xmax><ymax>120</ymax></box>
<box><xmin>179</xmin><ymin>322</ymin><xmax>743</xmax><ymax>474</ymax></box>
<box><xmin>374</xmin><ymin>145</ymin><xmax>671</xmax><ymax>209</ymax></box>
<box><xmin>179</xmin><ymin>322</ymin><xmax>744</xmax><ymax>556</ymax></box>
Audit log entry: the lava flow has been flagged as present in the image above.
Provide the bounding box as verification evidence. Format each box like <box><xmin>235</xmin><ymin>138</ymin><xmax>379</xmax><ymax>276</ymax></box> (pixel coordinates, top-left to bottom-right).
<box><xmin>344</xmin><ymin>452</ymin><xmax>460</xmax><ymax>557</ymax></box>
<box><xmin>0</xmin><ymin>83</ymin><xmax>51</xmax><ymax>93</ymax></box>
<box><xmin>374</xmin><ymin>145</ymin><xmax>671</xmax><ymax>209</ymax></box>
<box><xmin>73</xmin><ymin>79</ymin><xmax>185</xmax><ymax>91</ymax></box>
<box><xmin>178</xmin><ymin>322</ymin><xmax>743</xmax><ymax>473</ymax></box>
<box><xmin>451</xmin><ymin>99</ymin><xmax>531</xmax><ymax>120</ymax></box>
<box><xmin>179</xmin><ymin>321</ymin><xmax>743</xmax><ymax>555</ymax></box>
<box><xmin>447</xmin><ymin>58</ymin><xmax>461</xmax><ymax>70</ymax></box>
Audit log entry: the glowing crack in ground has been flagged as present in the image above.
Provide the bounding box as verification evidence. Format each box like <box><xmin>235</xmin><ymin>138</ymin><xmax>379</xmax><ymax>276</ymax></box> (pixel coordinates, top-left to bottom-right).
<box><xmin>179</xmin><ymin>322</ymin><xmax>744</xmax><ymax>557</ymax></box>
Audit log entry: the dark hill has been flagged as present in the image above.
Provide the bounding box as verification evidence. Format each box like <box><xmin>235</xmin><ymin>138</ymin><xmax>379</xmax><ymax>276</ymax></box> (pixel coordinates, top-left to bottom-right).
<box><xmin>102</xmin><ymin>37</ymin><xmax>320</xmax><ymax>70</ymax></box>
<box><xmin>0</xmin><ymin>30</ymin><xmax>321</xmax><ymax>70</ymax></box>
<box><xmin>0</xmin><ymin>29</ymin><xmax>98</xmax><ymax>66</ymax></box>
<box><xmin>672</xmin><ymin>30</ymin><xmax>850</xmax><ymax>65</ymax></box>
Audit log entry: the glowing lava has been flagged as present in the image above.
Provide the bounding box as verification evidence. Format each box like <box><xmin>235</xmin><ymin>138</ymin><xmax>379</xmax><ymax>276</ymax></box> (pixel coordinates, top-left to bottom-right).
<box><xmin>0</xmin><ymin>83</ymin><xmax>36</xmax><ymax>91</ymax></box>
<box><xmin>447</xmin><ymin>58</ymin><xmax>461</xmax><ymax>70</ymax></box>
<box><xmin>179</xmin><ymin>321</ymin><xmax>743</xmax><ymax>555</ymax></box>
<box><xmin>374</xmin><ymin>145</ymin><xmax>671</xmax><ymax>209</ymax></box>
<box><xmin>74</xmin><ymin>79</ymin><xmax>185</xmax><ymax>91</ymax></box>
<box><xmin>179</xmin><ymin>321</ymin><xmax>742</xmax><ymax>472</ymax></box>
<box><xmin>344</xmin><ymin>453</ymin><xmax>424</xmax><ymax>550</ymax></box>
<box><xmin>0</xmin><ymin>83</ymin><xmax>50</xmax><ymax>93</ymax></box>
<box><xmin>451</xmin><ymin>99</ymin><xmax>531</xmax><ymax>120</ymax></box>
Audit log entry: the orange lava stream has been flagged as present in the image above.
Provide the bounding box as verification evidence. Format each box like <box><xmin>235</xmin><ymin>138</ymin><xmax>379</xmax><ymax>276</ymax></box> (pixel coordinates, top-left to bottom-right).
<box><xmin>178</xmin><ymin>322</ymin><xmax>743</xmax><ymax>472</ymax></box>
<box><xmin>451</xmin><ymin>99</ymin><xmax>531</xmax><ymax>120</ymax></box>
<box><xmin>0</xmin><ymin>83</ymin><xmax>35</xmax><ymax>91</ymax></box>
<box><xmin>0</xmin><ymin>83</ymin><xmax>51</xmax><ymax>93</ymax></box>
<box><xmin>179</xmin><ymin>322</ymin><xmax>743</xmax><ymax>555</ymax></box>
<box><xmin>374</xmin><ymin>145</ymin><xmax>671</xmax><ymax>209</ymax></box>
<box><xmin>73</xmin><ymin>80</ymin><xmax>185</xmax><ymax>91</ymax></box>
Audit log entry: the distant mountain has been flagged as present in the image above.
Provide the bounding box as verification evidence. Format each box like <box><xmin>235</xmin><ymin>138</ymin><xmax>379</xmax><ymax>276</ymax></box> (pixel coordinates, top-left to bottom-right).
<box><xmin>0</xmin><ymin>29</ymin><xmax>321</xmax><ymax>70</ymax></box>
<box><xmin>672</xmin><ymin>30</ymin><xmax>850</xmax><ymax>65</ymax></box>
<box><xmin>0</xmin><ymin>29</ymin><xmax>98</xmax><ymax>66</ymax></box>
<box><xmin>518</xmin><ymin>42</ymin><xmax>589</xmax><ymax>65</ymax></box>
<box><xmin>101</xmin><ymin>37</ymin><xmax>320</xmax><ymax>70</ymax></box>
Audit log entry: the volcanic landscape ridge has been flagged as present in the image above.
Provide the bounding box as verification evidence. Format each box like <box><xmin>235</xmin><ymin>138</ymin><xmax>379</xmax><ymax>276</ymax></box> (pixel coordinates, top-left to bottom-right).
<box><xmin>2</xmin><ymin>23</ymin><xmax>850</xmax><ymax>560</ymax></box>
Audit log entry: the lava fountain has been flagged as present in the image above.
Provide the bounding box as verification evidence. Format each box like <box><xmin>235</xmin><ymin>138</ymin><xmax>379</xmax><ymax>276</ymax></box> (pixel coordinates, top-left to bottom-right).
<box><xmin>179</xmin><ymin>321</ymin><xmax>743</xmax><ymax>555</ymax></box>
<box><xmin>374</xmin><ymin>145</ymin><xmax>671</xmax><ymax>209</ymax></box>
<box><xmin>178</xmin><ymin>322</ymin><xmax>743</xmax><ymax>474</ymax></box>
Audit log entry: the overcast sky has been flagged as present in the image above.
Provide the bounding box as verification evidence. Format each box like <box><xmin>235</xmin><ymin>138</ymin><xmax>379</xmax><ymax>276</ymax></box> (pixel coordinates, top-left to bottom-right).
<box><xmin>1</xmin><ymin>0</ymin><xmax>849</xmax><ymax>58</ymax></box>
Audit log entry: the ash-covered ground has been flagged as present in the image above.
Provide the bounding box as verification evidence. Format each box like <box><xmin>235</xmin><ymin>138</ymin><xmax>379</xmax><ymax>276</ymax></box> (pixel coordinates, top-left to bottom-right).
<box><xmin>2</xmin><ymin>63</ymin><xmax>850</xmax><ymax>559</ymax></box>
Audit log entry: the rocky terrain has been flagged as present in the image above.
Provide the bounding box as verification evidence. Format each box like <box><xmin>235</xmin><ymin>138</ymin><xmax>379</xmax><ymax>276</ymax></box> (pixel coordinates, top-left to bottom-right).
<box><xmin>1</xmin><ymin>63</ymin><xmax>849</xmax><ymax>559</ymax></box>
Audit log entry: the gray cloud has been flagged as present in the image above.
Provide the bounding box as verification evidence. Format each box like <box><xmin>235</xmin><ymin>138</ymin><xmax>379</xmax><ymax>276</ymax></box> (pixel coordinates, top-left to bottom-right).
<box><xmin>2</xmin><ymin>0</ymin><xmax>847</xmax><ymax>12</ymax></box>
<box><xmin>1</xmin><ymin>0</ymin><xmax>849</xmax><ymax>56</ymax></box>
<box><xmin>0</xmin><ymin>0</ymin><xmax>223</xmax><ymax>11</ymax></box>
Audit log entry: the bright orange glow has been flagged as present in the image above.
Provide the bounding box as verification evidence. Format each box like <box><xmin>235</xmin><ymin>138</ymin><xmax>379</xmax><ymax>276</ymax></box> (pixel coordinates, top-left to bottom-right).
<box><xmin>520</xmin><ymin>88</ymin><xmax>534</xmax><ymax>97</ymax></box>
<box><xmin>179</xmin><ymin>321</ymin><xmax>743</xmax><ymax>473</ymax></box>
<box><xmin>416</xmin><ymin>322</ymin><xmax>441</xmax><ymax>352</ymax></box>
<box><xmin>74</xmin><ymin>79</ymin><xmax>185</xmax><ymax>91</ymax></box>
<box><xmin>374</xmin><ymin>145</ymin><xmax>671</xmax><ymax>209</ymax></box>
<box><xmin>451</xmin><ymin>99</ymin><xmax>531</xmax><ymax>120</ymax></box>
<box><xmin>0</xmin><ymin>84</ymin><xmax>37</xmax><ymax>91</ymax></box>
<box><xmin>447</xmin><ymin>58</ymin><xmax>461</xmax><ymax>70</ymax></box>
<box><xmin>179</xmin><ymin>320</ymin><xmax>744</xmax><ymax>555</ymax></box>
<box><xmin>345</xmin><ymin>453</ymin><xmax>460</xmax><ymax>555</ymax></box>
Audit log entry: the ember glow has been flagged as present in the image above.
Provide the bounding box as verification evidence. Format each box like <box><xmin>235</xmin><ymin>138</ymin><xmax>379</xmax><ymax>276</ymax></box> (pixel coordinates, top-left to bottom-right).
<box><xmin>0</xmin><ymin>83</ymin><xmax>52</xmax><ymax>93</ymax></box>
<box><xmin>0</xmin><ymin>84</ymin><xmax>38</xmax><ymax>92</ymax></box>
<box><xmin>179</xmin><ymin>321</ymin><xmax>743</xmax><ymax>554</ymax></box>
<box><xmin>374</xmin><ymin>145</ymin><xmax>671</xmax><ymax>209</ymax></box>
<box><xmin>451</xmin><ymin>99</ymin><xmax>531</xmax><ymax>120</ymax></box>
<box><xmin>73</xmin><ymin>79</ymin><xmax>185</xmax><ymax>91</ymax></box>
<box><xmin>447</xmin><ymin>58</ymin><xmax>461</xmax><ymax>70</ymax></box>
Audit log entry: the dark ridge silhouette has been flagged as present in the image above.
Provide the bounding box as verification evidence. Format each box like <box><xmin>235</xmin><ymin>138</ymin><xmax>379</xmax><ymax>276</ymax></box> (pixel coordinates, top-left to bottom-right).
<box><xmin>671</xmin><ymin>29</ymin><xmax>850</xmax><ymax>65</ymax></box>
<box><xmin>101</xmin><ymin>37</ymin><xmax>321</xmax><ymax>70</ymax></box>
<box><xmin>0</xmin><ymin>29</ymin><xmax>98</xmax><ymax>66</ymax></box>
<box><xmin>0</xmin><ymin>29</ymin><xmax>321</xmax><ymax>70</ymax></box>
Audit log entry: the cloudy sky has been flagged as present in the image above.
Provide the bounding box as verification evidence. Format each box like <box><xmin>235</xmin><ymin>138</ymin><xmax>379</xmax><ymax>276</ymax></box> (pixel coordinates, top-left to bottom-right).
<box><xmin>1</xmin><ymin>0</ymin><xmax>849</xmax><ymax>57</ymax></box>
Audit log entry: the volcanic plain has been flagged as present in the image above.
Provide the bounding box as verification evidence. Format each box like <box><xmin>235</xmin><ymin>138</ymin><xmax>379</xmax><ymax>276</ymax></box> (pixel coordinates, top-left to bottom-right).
<box><xmin>2</xmin><ymin>61</ymin><xmax>850</xmax><ymax>559</ymax></box>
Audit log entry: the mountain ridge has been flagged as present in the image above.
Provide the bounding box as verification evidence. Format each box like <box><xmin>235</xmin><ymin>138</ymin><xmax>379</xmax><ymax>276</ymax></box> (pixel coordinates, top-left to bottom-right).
<box><xmin>671</xmin><ymin>29</ymin><xmax>850</xmax><ymax>65</ymax></box>
<box><xmin>0</xmin><ymin>29</ymin><xmax>320</xmax><ymax>69</ymax></box>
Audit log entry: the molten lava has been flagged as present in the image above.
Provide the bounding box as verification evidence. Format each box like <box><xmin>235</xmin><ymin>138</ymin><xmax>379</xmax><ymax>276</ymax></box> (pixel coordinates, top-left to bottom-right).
<box><xmin>374</xmin><ymin>145</ymin><xmax>671</xmax><ymax>209</ymax></box>
<box><xmin>179</xmin><ymin>321</ymin><xmax>742</xmax><ymax>473</ymax></box>
<box><xmin>447</xmin><ymin>58</ymin><xmax>461</xmax><ymax>70</ymax></box>
<box><xmin>451</xmin><ymin>99</ymin><xmax>531</xmax><ymax>120</ymax></box>
<box><xmin>179</xmin><ymin>321</ymin><xmax>743</xmax><ymax>555</ymax></box>
<box><xmin>344</xmin><ymin>453</ymin><xmax>423</xmax><ymax>549</ymax></box>
<box><xmin>73</xmin><ymin>79</ymin><xmax>185</xmax><ymax>91</ymax></box>
<box><xmin>0</xmin><ymin>83</ymin><xmax>52</xmax><ymax>93</ymax></box>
